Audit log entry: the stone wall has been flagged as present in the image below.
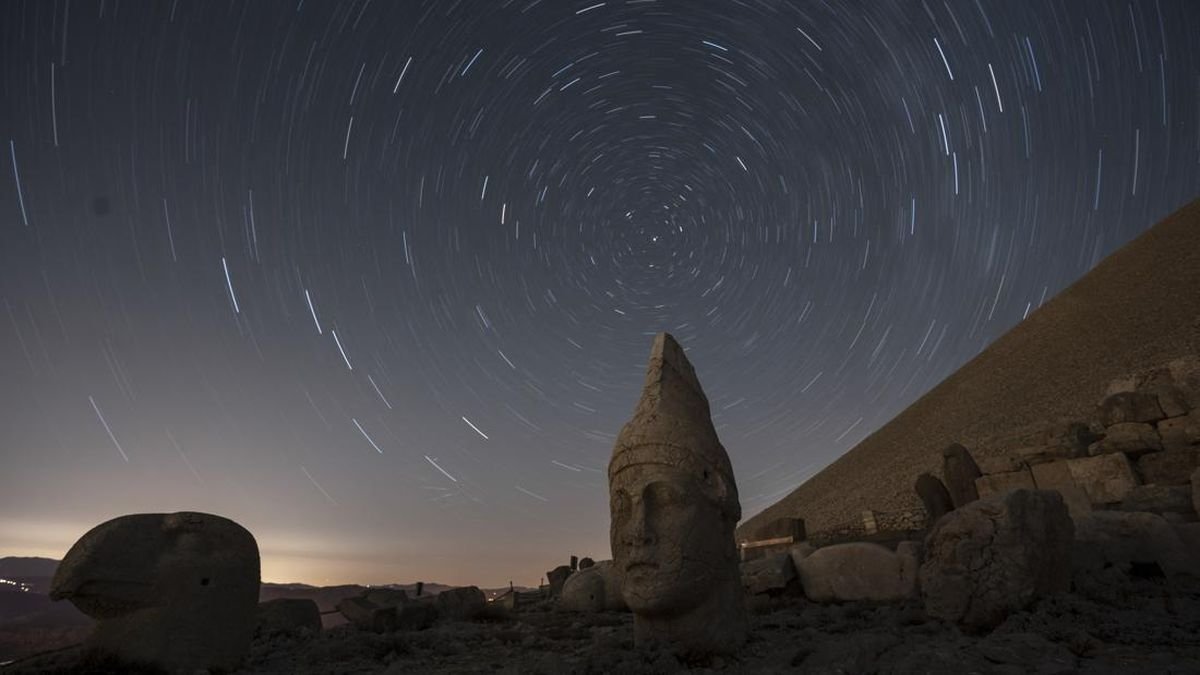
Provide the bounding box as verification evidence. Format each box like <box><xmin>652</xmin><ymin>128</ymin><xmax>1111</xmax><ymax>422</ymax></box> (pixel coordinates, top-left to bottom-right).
<box><xmin>795</xmin><ymin>355</ymin><xmax>1200</xmax><ymax>543</ymax></box>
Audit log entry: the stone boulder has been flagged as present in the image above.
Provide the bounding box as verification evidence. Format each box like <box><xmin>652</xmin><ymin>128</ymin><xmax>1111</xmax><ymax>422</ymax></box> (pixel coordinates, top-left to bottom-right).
<box><xmin>435</xmin><ymin>586</ymin><xmax>486</xmax><ymax>620</ymax></box>
<box><xmin>942</xmin><ymin>443</ymin><xmax>982</xmax><ymax>508</ymax></box>
<box><xmin>337</xmin><ymin>596</ymin><xmax>396</xmax><ymax>632</ymax></box>
<box><xmin>1098</xmin><ymin>391</ymin><xmax>1165</xmax><ymax>427</ymax></box>
<box><xmin>396</xmin><ymin>601</ymin><xmax>438</xmax><ymax>630</ymax></box>
<box><xmin>975</xmin><ymin>468</ymin><xmax>1035</xmax><ymax>499</ymax></box>
<box><xmin>796</xmin><ymin>541</ymin><xmax>919</xmax><ymax>603</ymax></box>
<box><xmin>256</xmin><ymin>598</ymin><xmax>321</xmax><ymax>637</ymax></box>
<box><xmin>1089</xmin><ymin>422</ymin><xmax>1162</xmax><ymax>455</ymax></box>
<box><xmin>919</xmin><ymin>489</ymin><xmax>1073</xmax><ymax>631</ymax></box>
<box><xmin>560</xmin><ymin>560</ymin><xmax>626</xmax><ymax>612</ymax></box>
<box><xmin>1073</xmin><ymin>510</ymin><xmax>1198</xmax><ymax>579</ymax></box>
<box><xmin>1158</xmin><ymin>410</ymin><xmax>1200</xmax><ymax>451</ymax></box>
<box><xmin>740</xmin><ymin>552</ymin><xmax>796</xmax><ymax>596</ymax></box>
<box><xmin>578</xmin><ymin>557</ymin><xmax>595</xmax><ymax>570</ymax></box>
<box><xmin>546</xmin><ymin>565</ymin><xmax>573</xmax><ymax>598</ymax></box>
<box><xmin>1136</xmin><ymin>448</ymin><xmax>1199</xmax><ymax>485</ymax></box>
<box><xmin>914</xmin><ymin>473</ymin><xmax>953</xmax><ymax>524</ymax></box>
<box><xmin>49</xmin><ymin>512</ymin><xmax>260</xmax><ymax>673</ymax></box>
<box><xmin>1067</xmin><ymin>453</ymin><xmax>1140</xmax><ymax>505</ymax></box>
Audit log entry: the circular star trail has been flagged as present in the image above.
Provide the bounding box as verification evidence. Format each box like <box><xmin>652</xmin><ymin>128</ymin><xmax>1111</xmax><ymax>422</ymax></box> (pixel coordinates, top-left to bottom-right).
<box><xmin>1</xmin><ymin>0</ymin><xmax>1198</xmax><ymax>586</ymax></box>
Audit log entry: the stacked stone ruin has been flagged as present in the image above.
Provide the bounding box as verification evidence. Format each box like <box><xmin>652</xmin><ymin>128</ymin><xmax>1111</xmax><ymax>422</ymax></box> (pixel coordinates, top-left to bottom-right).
<box><xmin>770</xmin><ymin>356</ymin><xmax>1200</xmax><ymax>545</ymax></box>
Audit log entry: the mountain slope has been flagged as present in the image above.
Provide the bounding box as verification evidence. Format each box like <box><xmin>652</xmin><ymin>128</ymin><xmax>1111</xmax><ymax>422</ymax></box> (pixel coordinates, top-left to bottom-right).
<box><xmin>738</xmin><ymin>196</ymin><xmax>1200</xmax><ymax>539</ymax></box>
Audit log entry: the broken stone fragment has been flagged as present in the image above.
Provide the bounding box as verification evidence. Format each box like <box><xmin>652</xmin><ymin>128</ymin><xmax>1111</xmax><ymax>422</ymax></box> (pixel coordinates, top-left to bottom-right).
<box><xmin>919</xmin><ymin>489</ymin><xmax>1072</xmax><ymax>631</ymax></box>
<box><xmin>49</xmin><ymin>512</ymin><xmax>260</xmax><ymax>673</ymax></box>
<box><xmin>1098</xmin><ymin>391</ymin><xmax>1166</xmax><ymax>427</ymax></box>
<box><xmin>941</xmin><ymin>443</ymin><xmax>982</xmax><ymax>509</ymax></box>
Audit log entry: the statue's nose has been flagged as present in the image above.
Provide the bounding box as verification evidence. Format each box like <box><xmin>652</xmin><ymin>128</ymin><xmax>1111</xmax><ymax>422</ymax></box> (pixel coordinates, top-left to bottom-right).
<box><xmin>624</xmin><ymin>500</ymin><xmax>656</xmax><ymax>547</ymax></box>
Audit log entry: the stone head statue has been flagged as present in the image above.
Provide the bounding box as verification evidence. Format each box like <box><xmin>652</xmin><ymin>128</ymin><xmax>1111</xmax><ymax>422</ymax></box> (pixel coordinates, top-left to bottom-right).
<box><xmin>609</xmin><ymin>333</ymin><xmax>747</xmax><ymax>656</ymax></box>
<box><xmin>50</xmin><ymin>511</ymin><xmax>260</xmax><ymax>672</ymax></box>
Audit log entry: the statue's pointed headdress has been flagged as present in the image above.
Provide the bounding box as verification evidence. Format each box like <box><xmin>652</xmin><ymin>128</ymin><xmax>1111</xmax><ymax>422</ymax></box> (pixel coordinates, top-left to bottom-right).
<box><xmin>608</xmin><ymin>333</ymin><xmax>740</xmax><ymax>520</ymax></box>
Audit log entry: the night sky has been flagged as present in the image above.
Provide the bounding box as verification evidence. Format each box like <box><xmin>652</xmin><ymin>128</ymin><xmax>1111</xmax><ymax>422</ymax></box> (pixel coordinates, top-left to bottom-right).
<box><xmin>1</xmin><ymin>1</ymin><xmax>1198</xmax><ymax>588</ymax></box>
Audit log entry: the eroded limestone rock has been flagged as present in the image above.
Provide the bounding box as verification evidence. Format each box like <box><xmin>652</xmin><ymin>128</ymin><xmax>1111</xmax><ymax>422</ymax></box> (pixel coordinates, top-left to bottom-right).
<box><xmin>942</xmin><ymin>443</ymin><xmax>982</xmax><ymax>509</ymax></box>
<box><xmin>49</xmin><ymin>512</ymin><xmax>260</xmax><ymax>672</ymax></box>
<box><xmin>608</xmin><ymin>332</ymin><xmax>746</xmax><ymax>656</ymax></box>
<box><xmin>796</xmin><ymin>541</ymin><xmax>919</xmax><ymax>603</ymax></box>
<box><xmin>919</xmin><ymin>489</ymin><xmax>1073</xmax><ymax>631</ymax></box>
<box><xmin>560</xmin><ymin>560</ymin><xmax>626</xmax><ymax>612</ymax></box>
<box><xmin>914</xmin><ymin>473</ymin><xmax>953</xmax><ymax>525</ymax></box>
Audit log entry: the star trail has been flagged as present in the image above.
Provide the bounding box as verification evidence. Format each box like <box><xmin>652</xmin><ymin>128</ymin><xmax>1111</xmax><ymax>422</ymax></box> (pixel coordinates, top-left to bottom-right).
<box><xmin>1</xmin><ymin>0</ymin><xmax>1198</xmax><ymax>587</ymax></box>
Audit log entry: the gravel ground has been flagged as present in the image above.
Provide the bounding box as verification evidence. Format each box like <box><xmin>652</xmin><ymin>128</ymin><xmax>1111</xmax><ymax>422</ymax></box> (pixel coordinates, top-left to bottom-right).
<box><xmin>8</xmin><ymin>574</ymin><xmax>1200</xmax><ymax>674</ymax></box>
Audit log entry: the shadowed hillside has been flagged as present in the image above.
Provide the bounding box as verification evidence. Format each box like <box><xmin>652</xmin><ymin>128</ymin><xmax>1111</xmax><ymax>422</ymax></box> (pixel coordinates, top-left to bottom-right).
<box><xmin>739</xmin><ymin>196</ymin><xmax>1200</xmax><ymax>540</ymax></box>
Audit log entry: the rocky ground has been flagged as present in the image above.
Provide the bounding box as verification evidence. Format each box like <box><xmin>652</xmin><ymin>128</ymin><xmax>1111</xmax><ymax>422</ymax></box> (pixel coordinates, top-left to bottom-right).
<box><xmin>7</xmin><ymin>573</ymin><xmax>1200</xmax><ymax>675</ymax></box>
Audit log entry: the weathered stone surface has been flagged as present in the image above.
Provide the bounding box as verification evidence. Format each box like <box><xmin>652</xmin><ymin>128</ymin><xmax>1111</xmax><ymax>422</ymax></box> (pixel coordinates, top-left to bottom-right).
<box><xmin>976</xmin><ymin>455</ymin><xmax>1025</xmax><ymax>475</ymax></box>
<box><xmin>608</xmin><ymin>332</ymin><xmax>746</xmax><ymax>656</ymax></box>
<box><xmin>1098</xmin><ymin>391</ymin><xmax>1166</xmax><ymax>427</ymax></box>
<box><xmin>797</xmin><ymin>542</ymin><xmax>919</xmax><ymax>603</ymax></box>
<box><xmin>1152</xmin><ymin>385</ymin><xmax>1192</xmax><ymax>418</ymax></box>
<box><xmin>545</xmin><ymin>565</ymin><xmax>573</xmax><ymax>598</ymax></box>
<box><xmin>1012</xmin><ymin>444</ymin><xmax>1069</xmax><ymax>466</ymax></box>
<box><xmin>942</xmin><ymin>443</ymin><xmax>982</xmax><ymax>509</ymax></box>
<box><xmin>1028</xmin><ymin>461</ymin><xmax>1093</xmax><ymax>518</ymax></box>
<box><xmin>560</xmin><ymin>560</ymin><xmax>626</xmax><ymax>612</ymax></box>
<box><xmin>975</xmin><ymin>468</ymin><xmax>1036</xmax><ymax>499</ymax></box>
<box><xmin>1073</xmin><ymin>511</ymin><xmax>1198</xmax><ymax>579</ymax></box>
<box><xmin>1158</xmin><ymin>410</ymin><xmax>1200</xmax><ymax>451</ymax></box>
<box><xmin>1057</xmin><ymin>421</ymin><xmax>1101</xmax><ymax>458</ymax></box>
<box><xmin>1174</xmin><ymin>522</ymin><xmax>1200</xmax><ymax>560</ymax></box>
<box><xmin>919</xmin><ymin>490</ymin><xmax>1073</xmax><ymax>631</ymax></box>
<box><xmin>752</xmin><ymin>516</ymin><xmax>806</xmax><ymax>542</ymax></box>
<box><xmin>1118</xmin><ymin>484</ymin><xmax>1195</xmax><ymax>516</ymax></box>
<box><xmin>1067</xmin><ymin>453</ymin><xmax>1140</xmax><ymax>504</ymax></box>
<box><xmin>337</xmin><ymin>596</ymin><xmax>395</xmax><ymax>632</ymax></box>
<box><xmin>256</xmin><ymin>598</ymin><xmax>321</xmax><ymax>637</ymax></box>
<box><xmin>1090</xmin><ymin>422</ymin><xmax>1163</xmax><ymax>456</ymax></box>
<box><xmin>914</xmin><ymin>473</ymin><xmax>954</xmax><ymax>525</ymax></box>
<box><xmin>1194</xmin><ymin>468</ymin><xmax>1200</xmax><ymax>515</ymax></box>
<box><xmin>1136</xmin><ymin>448</ymin><xmax>1199</xmax><ymax>485</ymax></box>
<box><xmin>435</xmin><ymin>586</ymin><xmax>486</xmax><ymax>620</ymax></box>
<box><xmin>578</xmin><ymin>557</ymin><xmax>595</xmax><ymax>570</ymax></box>
<box><xmin>49</xmin><ymin>512</ymin><xmax>260</xmax><ymax>673</ymax></box>
<box><xmin>740</xmin><ymin>552</ymin><xmax>796</xmax><ymax>596</ymax></box>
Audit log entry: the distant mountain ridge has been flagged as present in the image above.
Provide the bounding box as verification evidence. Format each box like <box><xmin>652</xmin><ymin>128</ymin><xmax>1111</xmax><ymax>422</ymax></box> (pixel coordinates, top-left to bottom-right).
<box><xmin>0</xmin><ymin>557</ymin><xmax>58</xmax><ymax>579</ymax></box>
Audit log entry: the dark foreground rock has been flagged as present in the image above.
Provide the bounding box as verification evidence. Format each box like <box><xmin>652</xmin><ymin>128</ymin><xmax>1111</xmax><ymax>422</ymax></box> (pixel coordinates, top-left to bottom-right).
<box><xmin>9</xmin><ymin>573</ymin><xmax>1200</xmax><ymax>674</ymax></box>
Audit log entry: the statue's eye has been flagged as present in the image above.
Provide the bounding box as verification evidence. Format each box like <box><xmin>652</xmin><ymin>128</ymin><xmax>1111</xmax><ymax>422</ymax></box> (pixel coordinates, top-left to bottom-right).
<box><xmin>612</xmin><ymin>491</ymin><xmax>630</xmax><ymax>515</ymax></box>
<box><xmin>649</xmin><ymin>483</ymin><xmax>682</xmax><ymax>507</ymax></box>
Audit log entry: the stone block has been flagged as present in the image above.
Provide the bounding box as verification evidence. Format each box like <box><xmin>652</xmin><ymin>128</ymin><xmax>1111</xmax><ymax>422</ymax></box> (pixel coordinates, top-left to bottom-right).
<box><xmin>1152</xmin><ymin>385</ymin><xmax>1192</xmax><ymax>418</ymax></box>
<box><xmin>1136</xmin><ymin>449</ymin><xmax>1200</xmax><ymax>485</ymax></box>
<box><xmin>1089</xmin><ymin>422</ymin><xmax>1162</xmax><ymax>456</ymax></box>
<box><xmin>1157</xmin><ymin>410</ymin><xmax>1200</xmax><ymax>451</ymax></box>
<box><xmin>1068</xmin><ymin>453</ymin><xmax>1140</xmax><ymax>505</ymax></box>
<box><xmin>753</xmin><ymin>516</ymin><xmax>806</xmax><ymax>542</ymax></box>
<box><xmin>1030</xmin><ymin>461</ymin><xmax>1093</xmax><ymax>518</ymax></box>
<box><xmin>975</xmin><ymin>468</ymin><xmax>1035</xmax><ymax>499</ymax></box>
<box><xmin>1098</xmin><ymin>392</ymin><xmax>1165</xmax><ymax>427</ymax></box>
<box><xmin>1013</xmin><ymin>445</ymin><xmax>1068</xmax><ymax>466</ymax></box>
<box><xmin>740</xmin><ymin>551</ymin><xmax>796</xmax><ymax>596</ymax></box>
<box><xmin>977</xmin><ymin>455</ymin><xmax>1025</xmax><ymax>475</ymax></box>
<box><xmin>1118</xmin><ymin>484</ymin><xmax>1195</xmax><ymax>516</ymax></box>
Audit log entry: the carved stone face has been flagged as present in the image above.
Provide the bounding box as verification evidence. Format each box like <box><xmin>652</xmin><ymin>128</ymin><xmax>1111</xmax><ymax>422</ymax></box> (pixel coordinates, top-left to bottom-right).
<box><xmin>610</xmin><ymin>461</ymin><xmax>730</xmax><ymax>616</ymax></box>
